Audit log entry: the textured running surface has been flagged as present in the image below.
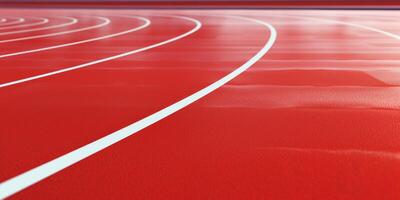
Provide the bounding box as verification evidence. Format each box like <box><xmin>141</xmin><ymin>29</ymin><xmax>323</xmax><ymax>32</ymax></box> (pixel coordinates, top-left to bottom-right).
<box><xmin>0</xmin><ymin>8</ymin><xmax>400</xmax><ymax>200</ymax></box>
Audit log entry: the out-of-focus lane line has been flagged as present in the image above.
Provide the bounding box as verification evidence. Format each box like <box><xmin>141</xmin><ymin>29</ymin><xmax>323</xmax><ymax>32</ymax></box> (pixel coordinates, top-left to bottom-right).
<box><xmin>0</xmin><ymin>16</ymin><xmax>77</xmax><ymax>36</ymax></box>
<box><xmin>255</xmin><ymin>14</ymin><xmax>400</xmax><ymax>77</ymax></box>
<box><xmin>0</xmin><ymin>17</ymin><xmax>25</xmax><ymax>27</ymax></box>
<box><xmin>273</xmin><ymin>14</ymin><xmax>400</xmax><ymax>40</ymax></box>
<box><xmin>0</xmin><ymin>16</ymin><xmax>124</xmax><ymax>59</ymax></box>
<box><xmin>0</xmin><ymin>14</ymin><xmax>208</xmax><ymax>88</ymax></box>
<box><xmin>0</xmin><ymin>15</ymin><xmax>150</xmax><ymax>88</ymax></box>
<box><xmin>0</xmin><ymin>17</ymin><xmax>49</xmax><ymax>31</ymax></box>
<box><xmin>0</xmin><ymin>16</ymin><xmax>109</xmax><ymax>44</ymax></box>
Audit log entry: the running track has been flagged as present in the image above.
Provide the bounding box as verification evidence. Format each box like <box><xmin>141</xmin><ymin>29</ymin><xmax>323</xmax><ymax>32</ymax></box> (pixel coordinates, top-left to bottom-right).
<box><xmin>0</xmin><ymin>8</ymin><xmax>400</xmax><ymax>200</ymax></box>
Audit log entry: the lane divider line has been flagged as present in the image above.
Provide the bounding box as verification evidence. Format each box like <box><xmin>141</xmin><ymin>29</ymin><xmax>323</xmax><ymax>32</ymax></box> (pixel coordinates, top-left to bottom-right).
<box><xmin>270</xmin><ymin>14</ymin><xmax>400</xmax><ymax>40</ymax></box>
<box><xmin>0</xmin><ymin>15</ymin><xmax>190</xmax><ymax>88</ymax></box>
<box><xmin>0</xmin><ymin>16</ymin><xmax>77</xmax><ymax>36</ymax></box>
<box><xmin>0</xmin><ymin>16</ymin><xmax>108</xmax><ymax>44</ymax></box>
<box><xmin>0</xmin><ymin>15</ymin><xmax>276</xmax><ymax>199</ymax></box>
<box><xmin>0</xmin><ymin>17</ymin><xmax>49</xmax><ymax>31</ymax></box>
<box><xmin>0</xmin><ymin>17</ymin><xmax>25</xmax><ymax>27</ymax></box>
<box><xmin>0</xmin><ymin>16</ymin><xmax>147</xmax><ymax>58</ymax></box>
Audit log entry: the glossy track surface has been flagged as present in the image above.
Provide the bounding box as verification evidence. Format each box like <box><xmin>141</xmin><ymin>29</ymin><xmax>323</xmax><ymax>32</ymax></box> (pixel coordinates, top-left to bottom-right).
<box><xmin>0</xmin><ymin>8</ymin><xmax>400</xmax><ymax>200</ymax></box>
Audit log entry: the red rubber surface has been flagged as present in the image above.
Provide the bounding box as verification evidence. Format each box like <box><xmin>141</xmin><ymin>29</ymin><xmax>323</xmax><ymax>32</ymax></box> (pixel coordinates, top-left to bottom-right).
<box><xmin>1</xmin><ymin>1</ymin><xmax>400</xmax><ymax>9</ymax></box>
<box><xmin>1</xmin><ymin>8</ymin><xmax>400</xmax><ymax>199</ymax></box>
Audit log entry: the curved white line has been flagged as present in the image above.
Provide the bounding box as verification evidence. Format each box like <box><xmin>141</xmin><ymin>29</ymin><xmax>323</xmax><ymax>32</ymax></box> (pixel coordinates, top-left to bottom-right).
<box><xmin>0</xmin><ymin>17</ymin><xmax>49</xmax><ymax>31</ymax></box>
<box><xmin>0</xmin><ymin>16</ymin><xmax>108</xmax><ymax>44</ymax></box>
<box><xmin>0</xmin><ymin>16</ymin><xmax>77</xmax><ymax>36</ymax></box>
<box><xmin>0</xmin><ymin>17</ymin><xmax>25</xmax><ymax>27</ymax></box>
<box><xmin>0</xmin><ymin>15</ymin><xmax>277</xmax><ymax>199</ymax></box>
<box><xmin>271</xmin><ymin>14</ymin><xmax>400</xmax><ymax>40</ymax></box>
<box><xmin>0</xmin><ymin>15</ymin><xmax>193</xmax><ymax>88</ymax></box>
<box><xmin>0</xmin><ymin>16</ymin><xmax>147</xmax><ymax>58</ymax></box>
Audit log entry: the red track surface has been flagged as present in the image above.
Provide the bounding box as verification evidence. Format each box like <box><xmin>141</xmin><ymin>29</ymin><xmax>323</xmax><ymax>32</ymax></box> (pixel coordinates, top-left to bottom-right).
<box><xmin>2</xmin><ymin>1</ymin><xmax>400</xmax><ymax>9</ymax></box>
<box><xmin>0</xmin><ymin>8</ymin><xmax>400</xmax><ymax>200</ymax></box>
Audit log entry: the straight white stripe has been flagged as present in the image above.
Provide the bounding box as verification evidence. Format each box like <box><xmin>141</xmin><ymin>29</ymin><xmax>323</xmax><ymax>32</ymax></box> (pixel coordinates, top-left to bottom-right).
<box><xmin>0</xmin><ymin>16</ymin><xmax>107</xmax><ymax>43</ymax></box>
<box><xmin>0</xmin><ymin>16</ymin><xmax>147</xmax><ymax>59</ymax></box>
<box><xmin>0</xmin><ymin>15</ymin><xmax>192</xmax><ymax>88</ymax></box>
<box><xmin>0</xmin><ymin>15</ymin><xmax>277</xmax><ymax>199</ymax></box>
<box><xmin>0</xmin><ymin>17</ymin><xmax>24</xmax><ymax>27</ymax></box>
<box><xmin>0</xmin><ymin>17</ymin><xmax>49</xmax><ymax>31</ymax></box>
<box><xmin>0</xmin><ymin>16</ymin><xmax>77</xmax><ymax>36</ymax></box>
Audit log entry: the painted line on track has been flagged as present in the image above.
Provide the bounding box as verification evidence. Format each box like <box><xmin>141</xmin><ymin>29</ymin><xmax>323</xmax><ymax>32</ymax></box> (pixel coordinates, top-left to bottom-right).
<box><xmin>0</xmin><ymin>16</ymin><xmax>148</xmax><ymax>58</ymax></box>
<box><xmin>0</xmin><ymin>16</ymin><xmax>108</xmax><ymax>44</ymax></box>
<box><xmin>0</xmin><ymin>17</ymin><xmax>25</xmax><ymax>27</ymax></box>
<box><xmin>0</xmin><ymin>16</ymin><xmax>77</xmax><ymax>36</ymax></box>
<box><xmin>0</xmin><ymin>15</ymin><xmax>192</xmax><ymax>88</ymax></box>
<box><xmin>0</xmin><ymin>15</ymin><xmax>277</xmax><ymax>199</ymax></box>
<box><xmin>0</xmin><ymin>17</ymin><xmax>49</xmax><ymax>31</ymax></box>
<box><xmin>271</xmin><ymin>14</ymin><xmax>400</xmax><ymax>40</ymax></box>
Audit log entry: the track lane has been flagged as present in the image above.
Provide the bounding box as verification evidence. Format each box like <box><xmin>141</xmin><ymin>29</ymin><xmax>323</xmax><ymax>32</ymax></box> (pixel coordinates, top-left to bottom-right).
<box><xmin>293</xmin><ymin>10</ymin><xmax>400</xmax><ymax>35</ymax></box>
<box><xmin>72</xmin><ymin>10</ymin><xmax>399</xmax><ymax>200</ymax></box>
<box><xmin>0</xmin><ymin>13</ymin><xmax>275</xmax><ymax>199</ymax></box>
<box><xmin>0</xmin><ymin>15</ymin><xmax>148</xmax><ymax>59</ymax></box>
<box><xmin>0</xmin><ymin>17</ymin><xmax>47</xmax><ymax>33</ymax></box>
<box><xmin>0</xmin><ymin>15</ymin><xmax>276</xmax><ymax>199</ymax></box>
<box><xmin>0</xmin><ymin>17</ymin><xmax>24</xmax><ymax>27</ymax></box>
<box><xmin>0</xmin><ymin>16</ymin><xmax>109</xmax><ymax>44</ymax></box>
<box><xmin>0</xmin><ymin>16</ymin><xmax>83</xmax><ymax>47</ymax></box>
<box><xmin>0</xmin><ymin>16</ymin><xmax>77</xmax><ymax>36</ymax></box>
<box><xmin>7</xmin><ymin>10</ymin><xmax>400</xmax><ymax>200</ymax></box>
<box><xmin>0</xmin><ymin>15</ymin><xmax>151</xmax><ymax>84</ymax></box>
<box><xmin>0</xmin><ymin>17</ymin><xmax>49</xmax><ymax>31</ymax></box>
<box><xmin>0</xmin><ymin>16</ymin><xmax>114</xmax><ymax>56</ymax></box>
<box><xmin>1</xmin><ymin>8</ymin><xmax>400</xmax><ymax>200</ymax></box>
<box><xmin>0</xmin><ymin>13</ymin><xmax>200</xmax><ymax>183</ymax></box>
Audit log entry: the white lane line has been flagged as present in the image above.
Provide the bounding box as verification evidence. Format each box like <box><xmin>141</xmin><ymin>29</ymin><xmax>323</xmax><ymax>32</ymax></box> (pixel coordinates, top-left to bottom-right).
<box><xmin>0</xmin><ymin>19</ymin><xmax>6</xmax><ymax>23</ymax></box>
<box><xmin>0</xmin><ymin>16</ymin><xmax>107</xmax><ymax>44</ymax></box>
<box><xmin>0</xmin><ymin>16</ymin><xmax>148</xmax><ymax>58</ymax></box>
<box><xmin>0</xmin><ymin>15</ymin><xmax>277</xmax><ymax>199</ymax></box>
<box><xmin>0</xmin><ymin>17</ymin><xmax>25</xmax><ymax>27</ymax></box>
<box><xmin>0</xmin><ymin>17</ymin><xmax>49</xmax><ymax>31</ymax></box>
<box><xmin>0</xmin><ymin>16</ymin><xmax>77</xmax><ymax>36</ymax></box>
<box><xmin>0</xmin><ymin>15</ymin><xmax>189</xmax><ymax>88</ymax></box>
<box><xmin>271</xmin><ymin>14</ymin><xmax>400</xmax><ymax>40</ymax></box>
